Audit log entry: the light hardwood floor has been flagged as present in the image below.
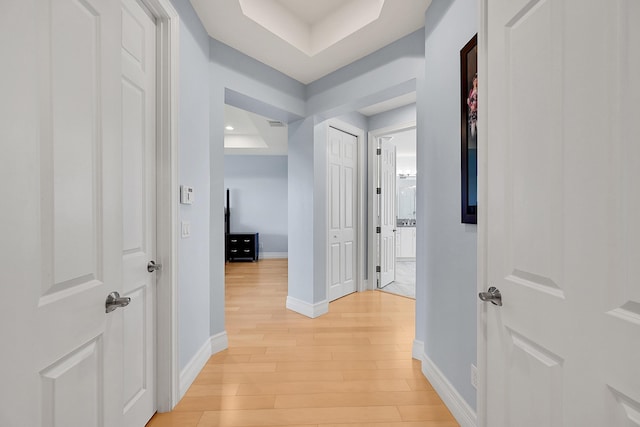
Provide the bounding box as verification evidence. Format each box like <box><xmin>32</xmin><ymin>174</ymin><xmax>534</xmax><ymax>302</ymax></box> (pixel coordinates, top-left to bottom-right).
<box><xmin>147</xmin><ymin>259</ymin><xmax>458</xmax><ymax>427</ymax></box>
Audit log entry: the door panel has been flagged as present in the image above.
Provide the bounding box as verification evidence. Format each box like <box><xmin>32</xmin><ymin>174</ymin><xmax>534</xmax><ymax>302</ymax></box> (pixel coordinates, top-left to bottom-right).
<box><xmin>484</xmin><ymin>0</ymin><xmax>640</xmax><ymax>425</ymax></box>
<box><xmin>344</xmin><ymin>166</ymin><xmax>354</xmax><ymax>229</ymax></box>
<box><xmin>41</xmin><ymin>339</ymin><xmax>103</xmax><ymax>427</ymax></box>
<box><xmin>46</xmin><ymin>0</ymin><xmax>103</xmax><ymax>297</ymax></box>
<box><xmin>330</xmin><ymin>163</ymin><xmax>341</xmax><ymax>230</ymax></box>
<box><xmin>328</xmin><ymin>127</ymin><xmax>358</xmax><ymax>301</ymax></box>
<box><xmin>40</xmin><ymin>0</ymin><xmax>121</xmax><ymax>422</ymax></box>
<box><xmin>121</xmin><ymin>0</ymin><xmax>157</xmax><ymax>424</ymax></box>
<box><xmin>0</xmin><ymin>0</ymin><xmax>123</xmax><ymax>425</ymax></box>
<box><xmin>38</xmin><ymin>0</ymin><xmax>110</xmax><ymax>368</ymax></box>
<box><xmin>606</xmin><ymin>1</ymin><xmax>640</xmax><ymax>420</ymax></box>
<box><xmin>379</xmin><ymin>138</ymin><xmax>396</xmax><ymax>287</ymax></box>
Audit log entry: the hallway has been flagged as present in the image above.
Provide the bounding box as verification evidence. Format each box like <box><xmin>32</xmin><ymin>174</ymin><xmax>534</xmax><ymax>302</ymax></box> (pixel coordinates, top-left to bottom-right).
<box><xmin>147</xmin><ymin>259</ymin><xmax>457</xmax><ymax>426</ymax></box>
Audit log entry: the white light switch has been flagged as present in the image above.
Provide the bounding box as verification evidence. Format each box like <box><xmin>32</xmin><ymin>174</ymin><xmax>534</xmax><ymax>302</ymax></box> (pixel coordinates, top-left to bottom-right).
<box><xmin>181</xmin><ymin>221</ymin><xmax>191</xmax><ymax>238</ymax></box>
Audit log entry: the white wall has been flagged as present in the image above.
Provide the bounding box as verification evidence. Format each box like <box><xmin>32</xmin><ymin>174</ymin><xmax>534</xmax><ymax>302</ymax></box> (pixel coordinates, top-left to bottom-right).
<box><xmin>416</xmin><ymin>0</ymin><xmax>478</xmax><ymax>412</ymax></box>
<box><xmin>224</xmin><ymin>155</ymin><xmax>288</xmax><ymax>255</ymax></box>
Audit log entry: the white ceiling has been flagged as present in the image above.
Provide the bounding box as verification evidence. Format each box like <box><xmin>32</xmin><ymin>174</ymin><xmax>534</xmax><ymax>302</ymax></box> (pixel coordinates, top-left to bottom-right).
<box><xmin>190</xmin><ymin>0</ymin><xmax>431</xmax><ymax>84</ymax></box>
<box><xmin>211</xmin><ymin>2</ymin><xmax>425</xmax><ymax>153</ymax></box>
<box><xmin>276</xmin><ymin>0</ymin><xmax>349</xmax><ymax>25</ymax></box>
<box><xmin>224</xmin><ymin>105</ymin><xmax>288</xmax><ymax>155</ymax></box>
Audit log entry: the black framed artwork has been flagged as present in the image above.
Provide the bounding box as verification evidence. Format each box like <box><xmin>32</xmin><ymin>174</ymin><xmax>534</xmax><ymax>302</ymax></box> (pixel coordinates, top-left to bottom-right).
<box><xmin>460</xmin><ymin>34</ymin><xmax>478</xmax><ymax>224</ymax></box>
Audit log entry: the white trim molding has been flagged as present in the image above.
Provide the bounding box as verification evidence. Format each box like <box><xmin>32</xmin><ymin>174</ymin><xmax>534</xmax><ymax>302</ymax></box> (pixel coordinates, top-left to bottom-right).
<box><xmin>412</xmin><ymin>339</ymin><xmax>425</xmax><ymax>361</ymax></box>
<box><xmin>367</xmin><ymin>121</ymin><xmax>417</xmax><ymax>291</ymax></box>
<box><xmin>422</xmin><ymin>353</ymin><xmax>478</xmax><ymax>427</ymax></box>
<box><xmin>209</xmin><ymin>331</ymin><xmax>229</xmax><ymax>357</ymax></box>
<box><xmin>476</xmin><ymin>2</ymin><xmax>489</xmax><ymax>426</ymax></box>
<box><xmin>323</xmin><ymin>119</ymin><xmax>367</xmax><ymax>296</ymax></box>
<box><xmin>261</xmin><ymin>252</ymin><xmax>288</xmax><ymax>259</ymax></box>
<box><xmin>286</xmin><ymin>296</ymin><xmax>329</xmax><ymax>318</ymax></box>
<box><xmin>142</xmin><ymin>0</ymin><xmax>180</xmax><ymax>413</ymax></box>
<box><xmin>179</xmin><ymin>332</ymin><xmax>228</xmax><ymax>399</ymax></box>
<box><xmin>179</xmin><ymin>339</ymin><xmax>210</xmax><ymax>400</ymax></box>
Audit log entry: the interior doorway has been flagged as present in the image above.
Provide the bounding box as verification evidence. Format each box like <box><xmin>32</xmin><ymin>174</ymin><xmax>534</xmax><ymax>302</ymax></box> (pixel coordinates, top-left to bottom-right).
<box><xmin>222</xmin><ymin>103</ymin><xmax>289</xmax><ymax>261</ymax></box>
<box><xmin>370</xmin><ymin>125</ymin><xmax>417</xmax><ymax>299</ymax></box>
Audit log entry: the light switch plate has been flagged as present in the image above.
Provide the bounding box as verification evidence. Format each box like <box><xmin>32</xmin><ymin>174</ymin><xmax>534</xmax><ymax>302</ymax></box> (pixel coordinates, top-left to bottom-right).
<box><xmin>181</xmin><ymin>221</ymin><xmax>191</xmax><ymax>238</ymax></box>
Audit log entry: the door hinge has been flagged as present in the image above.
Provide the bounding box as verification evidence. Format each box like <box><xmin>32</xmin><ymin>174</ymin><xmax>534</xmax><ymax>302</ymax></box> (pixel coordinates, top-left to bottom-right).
<box><xmin>376</xmin><ymin>226</ymin><xmax>381</xmax><ymax>234</ymax></box>
<box><xmin>376</xmin><ymin>266</ymin><xmax>381</xmax><ymax>273</ymax></box>
<box><xmin>376</xmin><ymin>187</ymin><xmax>381</xmax><ymax>194</ymax></box>
<box><xmin>376</xmin><ymin>148</ymin><xmax>382</xmax><ymax>155</ymax></box>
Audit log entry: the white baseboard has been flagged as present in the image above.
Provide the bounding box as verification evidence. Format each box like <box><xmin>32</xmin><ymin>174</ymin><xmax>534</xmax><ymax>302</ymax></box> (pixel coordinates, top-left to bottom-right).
<box><xmin>422</xmin><ymin>353</ymin><xmax>477</xmax><ymax>427</ymax></box>
<box><xmin>209</xmin><ymin>331</ymin><xmax>229</xmax><ymax>355</ymax></box>
<box><xmin>260</xmin><ymin>252</ymin><xmax>288</xmax><ymax>259</ymax></box>
<box><xmin>286</xmin><ymin>296</ymin><xmax>328</xmax><ymax>318</ymax></box>
<box><xmin>412</xmin><ymin>339</ymin><xmax>425</xmax><ymax>361</ymax></box>
<box><xmin>179</xmin><ymin>331</ymin><xmax>228</xmax><ymax>399</ymax></box>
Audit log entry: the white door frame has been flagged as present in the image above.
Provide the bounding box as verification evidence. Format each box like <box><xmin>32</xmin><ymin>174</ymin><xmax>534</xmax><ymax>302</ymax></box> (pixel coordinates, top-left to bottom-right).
<box><xmin>139</xmin><ymin>0</ymin><xmax>180</xmax><ymax>412</ymax></box>
<box><xmin>367</xmin><ymin>121</ymin><xmax>416</xmax><ymax>290</ymax></box>
<box><xmin>476</xmin><ymin>1</ymin><xmax>488</xmax><ymax>425</ymax></box>
<box><xmin>324</xmin><ymin>119</ymin><xmax>367</xmax><ymax>300</ymax></box>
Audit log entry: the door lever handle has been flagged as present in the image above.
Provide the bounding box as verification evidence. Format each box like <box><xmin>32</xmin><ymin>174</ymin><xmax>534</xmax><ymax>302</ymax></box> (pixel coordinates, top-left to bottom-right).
<box><xmin>147</xmin><ymin>260</ymin><xmax>162</xmax><ymax>273</ymax></box>
<box><xmin>105</xmin><ymin>291</ymin><xmax>131</xmax><ymax>313</ymax></box>
<box><xmin>479</xmin><ymin>286</ymin><xmax>502</xmax><ymax>306</ymax></box>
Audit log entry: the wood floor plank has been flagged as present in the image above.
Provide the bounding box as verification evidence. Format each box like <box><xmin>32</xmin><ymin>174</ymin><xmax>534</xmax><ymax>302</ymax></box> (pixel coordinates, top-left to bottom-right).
<box><xmin>397</xmin><ymin>404</ymin><xmax>458</xmax><ymax>422</ymax></box>
<box><xmin>146</xmin><ymin>411</ymin><xmax>203</xmax><ymax>427</ymax></box>
<box><xmin>196</xmin><ymin>406</ymin><xmax>402</xmax><ymax>426</ymax></box>
<box><xmin>147</xmin><ymin>260</ymin><xmax>459</xmax><ymax>427</ymax></box>
<box><xmin>273</xmin><ymin>390</ymin><xmax>445</xmax><ymax>409</ymax></box>
<box><xmin>236</xmin><ymin>378</ymin><xmax>412</xmax><ymax>396</ymax></box>
<box><xmin>194</xmin><ymin>370</ymin><xmax>344</xmax><ymax>385</ymax></box>
<box><xmin>174</xmin><ymin>395</ymin><xmax>276</xmax><ymax>412</ymax></box>
<box><xmin>320</xmin><ymin>422</ymin><xmax>458</xmax><ymax>427</ymax></box>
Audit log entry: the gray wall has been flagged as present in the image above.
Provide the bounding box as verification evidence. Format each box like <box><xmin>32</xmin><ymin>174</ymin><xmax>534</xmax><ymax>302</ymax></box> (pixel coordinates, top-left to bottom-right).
<box><xmin>224</xmin><ymin>155</ymin><xmax>288</xmax><ymax>254</ymax></box>
<box><xmin>170</xmin><ymin>0</ymin><xmax>212</xmax><ymax>370</ymax></box>
<box><xmin>369</xmin><ymin>103</ymin><xmax>417</xmax><ymax>132</ymax></box>
<box><xmin>287</xmin><ymin>118</ymin><xmax>316</xmax><ymax>303</ymax></box>
<box><xmin>416</xmin><ymin>0</ymin><xmax>478</xmax><ymax>410</ymax></box>
<box><xmin>307</xmin><ymin>29</ymin><xmax>424</xmax><ymax>119</ymax></box>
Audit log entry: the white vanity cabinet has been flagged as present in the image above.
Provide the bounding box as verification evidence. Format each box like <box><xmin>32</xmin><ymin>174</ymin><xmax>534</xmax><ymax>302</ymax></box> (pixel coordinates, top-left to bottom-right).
<box><xmin>396</xmin><ymin>227</ymin><xmax>416</xmax><ymax>259</ymax></box>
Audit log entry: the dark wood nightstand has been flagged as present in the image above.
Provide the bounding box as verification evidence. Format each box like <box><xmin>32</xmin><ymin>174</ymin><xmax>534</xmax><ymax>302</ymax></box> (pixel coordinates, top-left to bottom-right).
<box><xmin>226</xmin><ymin>233</ymin><xmax>259</xmax><ymax>261</ymax></box>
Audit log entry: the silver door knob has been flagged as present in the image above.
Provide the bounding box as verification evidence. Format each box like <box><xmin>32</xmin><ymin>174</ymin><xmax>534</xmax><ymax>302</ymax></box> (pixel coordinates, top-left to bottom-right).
<box><xmin>479</xmin><ymin>286</ymin><xmax>502</xmax><ymax>306</ymax></box>
<box><xmin>105</xmin><ymin>291</ymin><xmax>131</xmax><ymax>313</ymax></box>
<box><xmin>147</xmin><ymin>260</ymin><xmax>162</xmax><ymax>273</ymax></box>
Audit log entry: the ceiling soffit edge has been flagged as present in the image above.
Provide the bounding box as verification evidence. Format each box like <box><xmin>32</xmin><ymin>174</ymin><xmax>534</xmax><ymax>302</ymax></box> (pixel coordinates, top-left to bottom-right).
<box><xmin>238</xmin><ymin>0</ymin><xmax>385</xmax><ymax>56</ymax></box>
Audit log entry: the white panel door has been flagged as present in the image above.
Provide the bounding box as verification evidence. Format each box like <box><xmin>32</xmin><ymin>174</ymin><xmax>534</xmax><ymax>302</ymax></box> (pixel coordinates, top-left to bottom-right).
<box><xmin>328</xmin><ymin>127</ymin><xmax>358</xmax><ymax>301</ymax></box>
<box><xmin>378</xmin><ymin>137</ymin><xmax>396</xmax><ymax>288</ymax></box>
<box><xmin>483</xmin><ymin>0</ymin><xmax>640</xmax><ymax>425</ymax></box>
<box><xmin>0</xmin><ymin>0</ymin><xmax>123</xmax><ymax>426</ymax></box>
<box><xmin>121</xmin><ymin>0</ymin><xmax>157</xmax><ymax>425</ymax></box>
